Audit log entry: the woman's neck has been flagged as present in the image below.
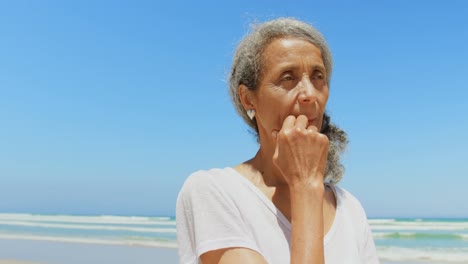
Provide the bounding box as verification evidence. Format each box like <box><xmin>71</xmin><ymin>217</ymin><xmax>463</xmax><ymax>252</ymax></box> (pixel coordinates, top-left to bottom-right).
<box><xmin>249</xmin><ymin>146</ymin><xmax>288</xmax><ymax>187</ymax></box>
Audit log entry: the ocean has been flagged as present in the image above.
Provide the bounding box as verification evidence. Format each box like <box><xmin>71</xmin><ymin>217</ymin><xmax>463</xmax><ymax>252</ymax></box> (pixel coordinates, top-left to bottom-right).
<box><xmin>370</xmin><ymin>218</ymin><xmax>468</xmax><ymax>263</ymax></box>
<box><xmin>0</xmin><ymin>213</ymin><xmax>177</xmax><ymax>248</ymax></box>
<box><xmin>0</xmin><ymin>213</ymin><xmax>467</xmax><ymax>263</ymax></box>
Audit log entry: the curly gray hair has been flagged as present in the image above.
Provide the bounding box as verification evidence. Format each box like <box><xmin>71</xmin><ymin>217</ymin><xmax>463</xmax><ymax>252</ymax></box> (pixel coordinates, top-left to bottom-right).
<box><xmin>228</xmin><ymin>17</ymin><xmax>348</xmax><ymax>184</ymax></box>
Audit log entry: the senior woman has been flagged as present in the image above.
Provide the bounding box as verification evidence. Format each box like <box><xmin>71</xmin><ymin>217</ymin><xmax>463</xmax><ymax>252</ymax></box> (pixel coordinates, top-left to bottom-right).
<box><xmin>176</xmin><ymin>18</ymin><xmax>379</xmax><ymax>264</ymax></box>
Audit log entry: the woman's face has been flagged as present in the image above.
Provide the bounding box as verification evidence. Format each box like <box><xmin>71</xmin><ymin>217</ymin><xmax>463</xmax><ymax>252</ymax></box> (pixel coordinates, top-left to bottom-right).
<box><xmin>252</xmin><ymin>37</ymin><xmax>329</xmax><ymax>142</ymax></box>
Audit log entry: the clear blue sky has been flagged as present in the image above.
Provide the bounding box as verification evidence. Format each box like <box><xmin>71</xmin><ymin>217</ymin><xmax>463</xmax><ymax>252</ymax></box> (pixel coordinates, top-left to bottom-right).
<box><xmin>1</xmin><ymin>1</ymin><xmax>467</xmax><ymax>218</ymax></box>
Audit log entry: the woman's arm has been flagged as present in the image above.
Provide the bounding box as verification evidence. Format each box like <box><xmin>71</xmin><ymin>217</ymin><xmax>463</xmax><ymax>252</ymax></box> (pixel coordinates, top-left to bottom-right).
<box><xmin>200</xmin><ymin>185</ymin><xmax>325</xmax><ymax>264</ymax></box>
<box><xmin>273</xmin><ymin>115</ymin><xmax>328</xmax><ymax>264</ymax></box>
<box><xmin>200</xmin><ymin>247</ymin><xmax>267</xmax><ymax>264</ymax></box>
<box><xmin>201</xmin><ymin>115</ymin><xmax>328</xmax><ymax>264</ymax></box>
<box><xmin>288</xmin><ymin>182</ymin><xmax>325</xmax><ymax>264</ymax></box>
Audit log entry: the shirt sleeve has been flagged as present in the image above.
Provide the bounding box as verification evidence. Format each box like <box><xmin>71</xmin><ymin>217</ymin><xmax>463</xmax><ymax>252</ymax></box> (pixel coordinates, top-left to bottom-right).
<box><xmin>352</xmin><ymin>194</ymin><xmax>380</xmax><ymax>264</ymax></box>
<box><xmin>360</xmin><ymin>219</ymin><xmax>380</xmax><ymax>264</ymax></box>
<box><xmin>176</xmin><ymin>170</ymin><xmax>259</xmax><ymax>264</ymax></box>
<box><xmin>338</xmin><ymin>187</ymin><xmax>380</xmax><ymax>264</ymax></box>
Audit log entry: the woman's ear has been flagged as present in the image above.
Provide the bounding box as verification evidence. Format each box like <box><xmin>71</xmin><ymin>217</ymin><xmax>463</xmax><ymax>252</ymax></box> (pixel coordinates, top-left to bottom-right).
<box><xmin>238</xmin><ymin>84</ymin><xmax>255</xmax><ymax>111</ymax></box>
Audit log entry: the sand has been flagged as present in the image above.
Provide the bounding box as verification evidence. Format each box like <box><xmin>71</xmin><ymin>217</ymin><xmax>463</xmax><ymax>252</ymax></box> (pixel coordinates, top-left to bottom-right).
<box><xmin>0</xmin><ymin>261</ymin><xmax>45</xmax><ymax>264</ymax></box>
<box><xmin>0</xmin><ymin>238</ymin><xmax>451</xmax><ymax>264</ymax></box>
<box><xmin>0</xmin><ymin>238</ymin><xmax>178</xmax><ymax>264</ymax></box>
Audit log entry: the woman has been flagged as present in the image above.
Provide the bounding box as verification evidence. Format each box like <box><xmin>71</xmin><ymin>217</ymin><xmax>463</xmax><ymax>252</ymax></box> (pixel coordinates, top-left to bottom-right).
<box><xmin>176</xmin><ymin>17</ymin><xmax>379</xmax><ymax>264</ymax></box>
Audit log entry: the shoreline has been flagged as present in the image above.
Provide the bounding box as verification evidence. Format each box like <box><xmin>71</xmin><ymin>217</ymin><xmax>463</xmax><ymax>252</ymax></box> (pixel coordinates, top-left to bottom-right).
<box><xmin>0</xmin><ymin>238</ymin><xmax>459</xmax><ymax>264</ymax></box>
<box><xmin>0</xmin><ymin>261</ymin><xmax>46</xmax><ymax>264</ymax></box>
<box><xmin>0</xmin><ymin>234</ymin><xmax>177</xmax><ymax>249</ymax></box>
<box><xmin>0</xmin><ymin>238</ymin><xmax>178</xmax><ymax>264</ymax></box>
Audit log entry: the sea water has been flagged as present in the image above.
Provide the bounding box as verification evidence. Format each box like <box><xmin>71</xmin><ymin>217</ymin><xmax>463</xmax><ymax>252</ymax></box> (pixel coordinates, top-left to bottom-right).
<box><xmin>0</xmin><ymin>213</ymin><xmax>177</xmax><ymax>248</ymax></box>
<box><xmin>0</xmin><ymin>214</ymin><xmax>467</xmax><ymax>263</ymax></box>
<box><xmin>371</xmin><ymin>218</ymin><xmax>468</xmax><ymax>263</ymax></box>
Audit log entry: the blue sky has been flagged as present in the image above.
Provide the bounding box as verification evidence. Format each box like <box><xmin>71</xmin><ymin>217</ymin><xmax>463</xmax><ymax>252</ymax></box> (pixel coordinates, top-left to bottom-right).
<box><xmin>0</xmin><ymin>1</ymin><xmax>467</xmax><ymax>218</ymax></box>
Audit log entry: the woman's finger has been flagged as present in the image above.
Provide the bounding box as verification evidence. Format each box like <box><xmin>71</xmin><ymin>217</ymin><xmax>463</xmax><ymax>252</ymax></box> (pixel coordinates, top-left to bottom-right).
<box><xmin>295</xmin><ymin>115</ymin><xmax>308</xmax><ymax>129</ymax></box>
<box><xmin>272</xmin><ymin>115</ymin><xmax>295</xmax><ymax>140</ymax></box>
<box><xmin>282</xmin><ymin>115</ymin><xmax>296</xmax><ymax>130</ymax></box>
<box><xmin>306</xmin><ymin>125</ymin><xmax>318</xmax><ymax>133</ymax></box>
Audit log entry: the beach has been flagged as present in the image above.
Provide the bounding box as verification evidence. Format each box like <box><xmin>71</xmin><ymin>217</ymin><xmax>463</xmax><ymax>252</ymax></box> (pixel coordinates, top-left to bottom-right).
<box><xmin>0</xmin><ymin>238</ymin><xmax>423</xmax><ymax>264</ymax></box>
<box><xmin>0</xmin><ymin>238</ymin><xmax>178</xmax><ymax>264</ymax></box>
<box><xmin>0</xmin><ymin>238</ymin><xmax>459</xmax><ymax>264</ymax></box>
<box><xmin>1</xmin><ymin>214</ymin><xmax>467</xmax><ymax>263</ymax></box>
<box><xmin>0</xmin><ymin>260</ymin><xmax>46</xmax><ymax>264</ymax></box>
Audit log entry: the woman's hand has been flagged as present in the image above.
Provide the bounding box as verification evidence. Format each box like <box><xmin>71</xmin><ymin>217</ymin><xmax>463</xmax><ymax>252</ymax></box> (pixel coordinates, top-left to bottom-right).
<box><xmin>272</xmin><ymin>114</ymin><xmax>329</xmax><ymax>264</ymax></box>
<box><xmin>272</xmin><ymin>114</ymin><xmax>329</xmax><ymax>189</ymax></box>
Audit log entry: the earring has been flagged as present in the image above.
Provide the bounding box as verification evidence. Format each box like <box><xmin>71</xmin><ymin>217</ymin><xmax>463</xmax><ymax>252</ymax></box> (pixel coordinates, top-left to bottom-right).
<box><xmin>247</xmin><ymin>109</ymin><xmax>255</xmax><ymax>120</ymax></box>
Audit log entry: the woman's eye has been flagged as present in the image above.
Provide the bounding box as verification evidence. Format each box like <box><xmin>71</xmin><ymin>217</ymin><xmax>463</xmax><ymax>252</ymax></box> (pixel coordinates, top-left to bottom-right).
<box><xmin>281</xmin><ymin>75</ymin><xmax>295</xmax><ymax>81</ymax></box>
<box><xmin>278</xmin><ymin>74</ymin><xmax>297</xmax><ymax>90</ymax></box>
<box><xmin>312</xmin><ymin>71</ymin><xmax>324</xmax><ymax>80</ymax></box>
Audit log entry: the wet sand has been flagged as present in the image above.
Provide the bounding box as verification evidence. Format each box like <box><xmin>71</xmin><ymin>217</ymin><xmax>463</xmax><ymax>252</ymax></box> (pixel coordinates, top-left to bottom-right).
<box><xmin>0</xmin><ymin>238</ymin><xmax>178</xmax><ymax>264</ymax></box>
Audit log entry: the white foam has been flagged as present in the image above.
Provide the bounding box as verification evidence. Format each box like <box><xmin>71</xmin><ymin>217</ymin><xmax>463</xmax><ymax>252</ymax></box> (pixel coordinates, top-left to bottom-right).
<box><xmin>370</xmin><ymin>220</ymin><xmax>468</xmax><ymax>231</ymax></box>
<box><xmin>368</xmin><ymin>219</ymin><xmax>397</xmax><ymax>224</ymax></box>
<box><xmin>372</xmin><ymin>231</ymin><xmax>418</xmax><ymax>238</ymax></box>
<box><xmin>0</xmin><ymin>233</ymin><xmax>178</xmax><ymax>248</ymax></box>
<box><xmin>371</xmin><ymin>225</ymin><xmax>468</xmax><ymax>231</ymax></box>
<box><xmin>0</xmin><ymin>220</ymin><xmax>176</xmax><ymax>233</ymax></box>
<box><xmin>0</xmin><ymin>213</ymin><xmax>175</xmax><ymax>226</ymax></box>
<box><xmin>378</xmin><ymin>246</ymin><xmax>468</xmax><ymax>263</ymax></box>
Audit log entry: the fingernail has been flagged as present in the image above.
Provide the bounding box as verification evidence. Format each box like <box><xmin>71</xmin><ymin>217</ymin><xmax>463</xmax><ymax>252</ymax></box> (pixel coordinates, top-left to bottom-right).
<box><xmin>272</xmin><ymin>130</ymin><xmax>278</xmax><ymax>138</ymax></box>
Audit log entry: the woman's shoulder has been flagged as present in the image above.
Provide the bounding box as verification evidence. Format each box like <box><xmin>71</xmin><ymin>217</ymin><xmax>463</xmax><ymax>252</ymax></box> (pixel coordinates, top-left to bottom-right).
<box><xmin>332</xmin><ymin>185</ymin><xmax>369</xmax><ymax>219</ymax></box>
<box><xmin>181</xmin><ymin>167</ymin><xmax>234</xmax><ymax>187</ymax></box>
<box><xmin>332</xmin><ymin>185</ymin><xmax>360</xmax><ymax>203</ymax></box>
<box><xmin>177</xmin><ymin>167</ymin><xmax>239</xmax><ymax>200</ymax></box>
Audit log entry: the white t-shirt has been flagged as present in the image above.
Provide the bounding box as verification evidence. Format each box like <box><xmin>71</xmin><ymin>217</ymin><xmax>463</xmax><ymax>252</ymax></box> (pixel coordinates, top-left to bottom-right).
<box><xmin>176</xmin><ymin>167</ymin><xmax>379</xmax><ymax>264</ymax></box>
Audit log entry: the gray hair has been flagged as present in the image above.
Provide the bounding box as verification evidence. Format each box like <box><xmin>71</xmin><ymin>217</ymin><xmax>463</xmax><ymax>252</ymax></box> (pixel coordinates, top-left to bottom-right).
<box><xmin>228</xmin><ymin>17</ymin><xmax>348</xmax><ymax>184</ymax></box>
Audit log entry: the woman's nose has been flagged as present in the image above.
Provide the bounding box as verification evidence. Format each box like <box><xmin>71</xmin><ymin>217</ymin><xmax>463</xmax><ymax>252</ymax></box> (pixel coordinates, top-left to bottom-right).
<box><xmin>297</xmin><ymin>77</ymin><xmax>316</xmax><ymax>104</ymax></box>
